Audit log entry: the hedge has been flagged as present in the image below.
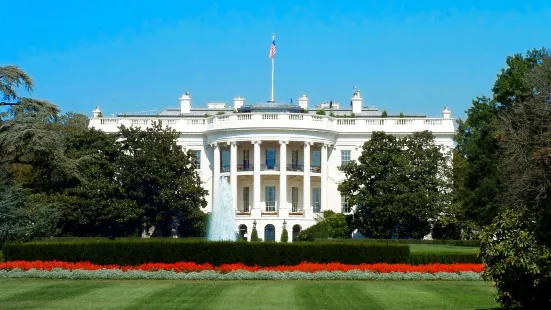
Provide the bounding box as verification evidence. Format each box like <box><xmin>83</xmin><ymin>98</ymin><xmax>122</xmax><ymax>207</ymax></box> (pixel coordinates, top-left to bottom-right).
<box><xmin>2</xmin><ymin>239</ymin><xmax>410</xmax><ymax>266</ymax></box>
<box><xmin>308</xmin><ymin>239</ymin><xmax>481</xmax><ymax>247</ymax></box>
<box><xmin>409</xmin><ymin>253</ymin><xmax>481</xmax><ymax>265</ymax></box>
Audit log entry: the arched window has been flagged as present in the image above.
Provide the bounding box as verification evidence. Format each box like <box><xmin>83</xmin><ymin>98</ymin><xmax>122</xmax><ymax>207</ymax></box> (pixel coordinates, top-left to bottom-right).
<box><xmin>238</xmin><ymin>224</ymin><xmax>247</xmax><ymax>241</ymax></box>
<box><xmin>292</xmin><ymin>224</ymin><xmax>302</xmax><ymax>242</ymax></box>
<box><xmin>265</xmin><ymin>224</ymin><xmax>275</xmax><ymax>241</ymax></box>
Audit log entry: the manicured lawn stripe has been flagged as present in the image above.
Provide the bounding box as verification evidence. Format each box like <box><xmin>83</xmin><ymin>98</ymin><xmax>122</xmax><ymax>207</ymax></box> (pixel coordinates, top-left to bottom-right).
<box><xmin>0</xmin><ymin>279</ymin><xmax>499</xmax><ymax>310</ymax></box>
<box><xmin>409</xmin><ymin>244</ymin><xmax>479</xmax><ymax>254</ymax></box>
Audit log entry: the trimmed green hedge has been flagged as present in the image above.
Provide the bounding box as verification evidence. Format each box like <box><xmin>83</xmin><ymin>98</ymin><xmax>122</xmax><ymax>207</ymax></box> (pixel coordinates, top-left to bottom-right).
<box><xmin>309</xmin><ymin>239</ymin><xmax>481</xmax><ymax>247</ymax></box>
<box><xmin>409</xmin><ymin>253</ymin><xmax>481</xmax><ymax>265</ymax></box>
<box><xmin>2</xmin><ymin>239</ymin><xmax>410</xmax><ymax>266</ymax></box>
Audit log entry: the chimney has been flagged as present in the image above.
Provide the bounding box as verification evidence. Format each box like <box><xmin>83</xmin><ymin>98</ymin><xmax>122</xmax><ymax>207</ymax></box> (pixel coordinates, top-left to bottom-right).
<box><xmin>298</xmin><ymin>95</ymin><xmax>309</xmax><ymax>109</ymax></box>
<box><xmin>351</xmin><ymin>88</ymin><xmax>363</xmax><ymax>114</ymax></box>
<box><xmin>92</xmin><ymin>106</ymin><xmax>102</xmax><ymax>118</ymax></box>
<box><xmin>233</xmin><ymin>96</ymin><xmax>245</xmax><ymax>111</ymax></box>
<box><xmin>180</xmin><ymin>92</ymin><xmax>191</xmax><ymax>114</ymax></box>
<box><xmin>442</xmin><ymin>107</ymin><xmax>451</xmax><ymax>119</ymax></box>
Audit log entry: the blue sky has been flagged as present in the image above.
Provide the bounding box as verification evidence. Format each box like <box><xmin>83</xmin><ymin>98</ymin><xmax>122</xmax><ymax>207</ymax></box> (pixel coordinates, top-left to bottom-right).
<box><xmin>1</xmin><ymin>0</ymin><xmax>550</xmax><ymax>119</ymax></box>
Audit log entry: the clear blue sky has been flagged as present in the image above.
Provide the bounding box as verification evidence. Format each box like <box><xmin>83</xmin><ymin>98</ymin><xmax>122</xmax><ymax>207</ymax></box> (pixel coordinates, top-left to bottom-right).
<box><xmin>1</xmin><ymin>0</ymin><xmax>550</xmax><ymax>119</ymax></box>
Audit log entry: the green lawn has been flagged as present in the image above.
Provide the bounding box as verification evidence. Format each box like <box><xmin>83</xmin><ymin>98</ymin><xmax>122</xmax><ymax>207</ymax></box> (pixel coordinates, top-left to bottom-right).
<box><xmin>409</xmin><ymin>244</ymin><xmax>480</xmax><ymax>254</ymax></box>
<box><xmin>0</xmin><ymin>279</ymin><xmax>499</xmax><ymax>310</ymax></box>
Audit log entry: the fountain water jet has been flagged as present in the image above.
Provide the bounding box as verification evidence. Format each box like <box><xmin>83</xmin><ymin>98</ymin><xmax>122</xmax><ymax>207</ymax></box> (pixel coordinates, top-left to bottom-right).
<box><xmin>207</xmin><ymin>177</ymin><xmax>237</xmax><ymax>241</ymax></box>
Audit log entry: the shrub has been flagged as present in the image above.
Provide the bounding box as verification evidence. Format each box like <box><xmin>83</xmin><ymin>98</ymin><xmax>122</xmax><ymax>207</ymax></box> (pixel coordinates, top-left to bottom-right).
<box><xmin>250</xmin><ymin>227</ymin><xmax>259</xmax><ymax>242</ymax></box>
<box><xmin>316</xmin><ymin>109</ymin><xmax>326</xmax><ymax>115</ymax></box>
<box><xmin>298</xmin><ymin>214</ymin><xmax>352</xmax><ymax>241</ymax></box>
<box><xmin>480</xmin><ymin>209</ymin><xmax>551</xmax><ymax>308</ymax></box>
<box><xmin>2</xmin><ymin>238</ymin><xmax>410</xmax><ymax>266</ymax></box>
<box><xmin>280</xmin><ymin>228</ymin><xmax>288</xmax><ymax>242</ymax></box>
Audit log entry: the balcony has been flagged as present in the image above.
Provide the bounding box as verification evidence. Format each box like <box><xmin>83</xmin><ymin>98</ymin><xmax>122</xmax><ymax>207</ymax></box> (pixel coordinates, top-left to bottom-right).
<box><xmin>90</xmin><ymin>113</ymin><xmax>454</xmax><ymax>136</ymax></box>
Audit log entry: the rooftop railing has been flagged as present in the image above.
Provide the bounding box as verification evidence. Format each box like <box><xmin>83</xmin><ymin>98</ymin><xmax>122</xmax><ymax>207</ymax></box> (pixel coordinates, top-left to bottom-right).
<box><xmin>89</xmin><ymin>113</ymin><xmax>454</xmax><ymax>134</ymax></box>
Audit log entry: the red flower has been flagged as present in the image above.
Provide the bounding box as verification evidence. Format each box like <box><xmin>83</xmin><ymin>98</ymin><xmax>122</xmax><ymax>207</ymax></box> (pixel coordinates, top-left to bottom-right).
<box><xmin>0</xmin><ymin>261</ymin><xmax>484</xmax><ymax>273</ymax></box>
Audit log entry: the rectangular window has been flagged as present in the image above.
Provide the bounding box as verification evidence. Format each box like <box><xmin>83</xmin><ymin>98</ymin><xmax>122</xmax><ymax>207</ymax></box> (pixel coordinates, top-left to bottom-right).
<box><xmin>341</xmin><ymin>196</ymin><xmax>350</xmax><ymax>213</ymax></box>
<box><xmin>193</xmin><ymin>150</ymin><xmax>201</xmax><ymax>169</ymax></box>
<box><xmin>312</xmin><ymin>188</ymin><xmax>321</xmax><ymax>213</ymax></box>
<box><xmin>291</xmin><ymin>150</ymin><xmax>299</xmax><ymax>170</ymax></box>
<box><xmin>265</xmin><ymin>186</ymin><xmax>276</xmax><ymax>212</ymax></box>
<box><xmin>291</xmin><ymin>187</ymin><xmax>299</xmax><ymax>212</ymax></box>
<box><xmin>341</xmin><ymin>150</ymin><xmax>351</xmax><ymax>166</ymax></box>
<box><xmin>312</xmin><ymin>150</ymin><xmax>321</xmax><ymax>168</ymax></box>
<box><xmin>242</xmin><ymin>149</ymin><xmax>250</xmax><ymax>170</ymax></box>
<box><xmin>265</xmin><ymin>149</ymin><xmax>276</xmax><ymax>170</ymax></box>
<box><xmin>243</xmin><ymin>187</ymin><xmax>250</xmax><ymax>212</ymax></box>
<box><xmin>221</xmin><ymin>150</ymin><xmax>230</xmax><ymax>172</ymax></box>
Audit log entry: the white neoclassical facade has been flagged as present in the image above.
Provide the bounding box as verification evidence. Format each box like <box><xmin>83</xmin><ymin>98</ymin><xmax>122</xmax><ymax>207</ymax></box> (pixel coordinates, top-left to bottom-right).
<box><xmin>89</xmin><ymin>89</ymin><xmax>455</xmax><ymax>242</ymax></box>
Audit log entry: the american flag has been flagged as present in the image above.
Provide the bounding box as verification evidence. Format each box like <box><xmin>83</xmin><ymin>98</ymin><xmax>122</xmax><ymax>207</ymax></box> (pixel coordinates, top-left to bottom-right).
<box><xmin>269</xmin><ymin>34</ymin><xmax>276</xmax><ymax>58</ymax></box>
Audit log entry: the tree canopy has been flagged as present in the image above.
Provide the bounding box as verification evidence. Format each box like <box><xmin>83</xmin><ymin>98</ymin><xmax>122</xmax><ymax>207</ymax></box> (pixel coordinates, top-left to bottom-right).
<box><xmin>339</xmin><ymin>131</ymin><xmax>451</xmax><ymax>239</ymax></box>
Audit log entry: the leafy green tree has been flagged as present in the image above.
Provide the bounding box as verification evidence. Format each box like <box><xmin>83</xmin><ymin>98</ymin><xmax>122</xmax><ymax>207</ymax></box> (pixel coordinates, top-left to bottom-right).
<box><xmin>0</xmin><ymin>65</ymin><xmax>33</xmax><ymax>102</ymax></box>
<box><xmin>339</xmin><ymin>131</ymin><xmax>450</xmax><ymax>239</ymax></box>
<box><xmin>481</xmin><ymin>54</ymin><xmax>551</xmax><ymax>308</ymax></box>
<box><xmin>453</xmin><ymin>48</ymin><xmax>550</xmax><ymax>235</ymax></box>
<box><xmin>0</xmin><ymin>98</ymin><xmax>83</xmax><ymax>193</ymax></box>
<box><xmin>116</xmin><ymin>122</ymin><xmax>207</xmax><ymax>236</ymax></box>
<box><xmin>58</xmin><ymin>128</ymin><xmax>141</xmax><ymax>236</ymax></box>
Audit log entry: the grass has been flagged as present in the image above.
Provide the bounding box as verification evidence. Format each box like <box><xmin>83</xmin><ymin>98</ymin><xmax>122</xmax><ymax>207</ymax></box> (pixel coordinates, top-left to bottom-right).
<box><xmin>409</xmin><ymin>244</ymin><xmax>480</xmax><ymax>254</ymax></box>
<box><xmin>0</xmin><ymin>279</ymin><xmax>499</xmax><ymax>310</ymax></box>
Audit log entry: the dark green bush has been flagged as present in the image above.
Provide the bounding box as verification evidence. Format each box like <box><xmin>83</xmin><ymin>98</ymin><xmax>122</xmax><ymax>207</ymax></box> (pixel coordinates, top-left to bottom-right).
<box><xmin>298</xmin><ymin>214</ymin><xmax>352</xmax><ymax>241</ymax></box>
<box><xmin>250</xmin><ymin>227</ymin><xmax>259</xmax><ymax>242</ymax></box>
<box><xmin>308</xmin><ymin>238</ymin><xmax>480</xmax><ymax>247</ymax></box>
<box><xmin>2</xmin><ymin>238</ymin><xmax>410</xmax><ymax>266</ymax></box>
<box><xmin>481</xmin><ymin>209</ymin><xmax>551</xmax><ymax>308</ymax></box>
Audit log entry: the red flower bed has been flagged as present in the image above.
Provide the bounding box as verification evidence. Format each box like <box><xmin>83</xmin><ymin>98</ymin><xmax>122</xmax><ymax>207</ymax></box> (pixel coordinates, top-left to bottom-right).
<box><xmin>0</xmin><ymin>261</ymin><xmax>484</xmax><ymax>273</ymax></box>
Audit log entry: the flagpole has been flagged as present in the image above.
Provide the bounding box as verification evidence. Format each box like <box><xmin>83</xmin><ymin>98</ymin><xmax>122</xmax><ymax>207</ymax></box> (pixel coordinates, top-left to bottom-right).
<box><xmin>270</xmin><ymin>33</ymin><xmax>275</xmax><ymax>103</ymax></box>
<box><xmin>271</xmin><ymin>56</ymin><xmax>274</xmax><ymax>102</ymax></box>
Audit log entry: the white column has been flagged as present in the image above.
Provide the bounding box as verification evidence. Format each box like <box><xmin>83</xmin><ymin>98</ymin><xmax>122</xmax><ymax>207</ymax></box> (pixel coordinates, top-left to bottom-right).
<box><xmin>212</xmin><ymin>143</ymin><xmax>220</xmax><ymax>202</ymax></box>
<box><xmin>279</xmin><ymin>141</ymin><xmax>288</xmax><ymax>210</ymax></box>
<box><xmin>253</xmin><ymin>140</ymin><xmax>261</xmax><ymax>210</ymax></box>
<box><xmin>229</xmin><ymin>141</ymin><xmax>237</xmax><ymax>211</ymax></box>
<box><xmin>303</xmin><ymin>142</ymin><xmax>311</xmax><ymax>211</ymax></box>
<box><xmin>321</xmin><ymin>143</ymin><xmax>329</xmax><ymax>212</ymax></box>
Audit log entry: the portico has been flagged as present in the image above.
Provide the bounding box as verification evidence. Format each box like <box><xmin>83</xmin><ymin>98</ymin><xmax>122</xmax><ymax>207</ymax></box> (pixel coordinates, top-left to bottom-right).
<box><xmin>212</xmin><ymin>139</ymin><xmax>332</xmax><ymax>217</ymax></box>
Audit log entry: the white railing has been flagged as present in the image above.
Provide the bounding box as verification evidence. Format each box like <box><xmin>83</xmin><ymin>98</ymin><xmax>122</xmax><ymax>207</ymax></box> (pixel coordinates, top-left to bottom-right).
<box><xmin>90</xmin><ymin>114</ymin><xmax>454</xmax><ymax>134</ymax></box>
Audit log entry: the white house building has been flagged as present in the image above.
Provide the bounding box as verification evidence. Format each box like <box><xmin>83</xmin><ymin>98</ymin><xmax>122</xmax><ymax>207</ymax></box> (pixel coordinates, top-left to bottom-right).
<box><xmin>89</xmin><ymin>89</ymin><xmax>455</xmax><ymax>242</ymax></box>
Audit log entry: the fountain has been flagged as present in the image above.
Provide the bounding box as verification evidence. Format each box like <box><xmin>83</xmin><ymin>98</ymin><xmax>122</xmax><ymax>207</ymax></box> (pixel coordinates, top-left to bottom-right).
<box><xmin>207</xmin><ymin>177</ymin><xmax>237</xmax><ymax>241</ymax></box>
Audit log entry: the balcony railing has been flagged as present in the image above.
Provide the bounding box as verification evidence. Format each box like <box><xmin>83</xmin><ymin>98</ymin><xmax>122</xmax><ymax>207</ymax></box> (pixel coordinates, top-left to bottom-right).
<box><xmin>260</xmin><ymin>164</ymin><xmax>279</xmax><ymax>171</ymax></box>
<box><xmin>90</xmin><ymin>113</ymin><xmax>454</xmax><ymax>135</ymax></box>
<box><xmin>287</xmin><ymin>164</ymin><xmax>303</xmax><ymax>172</ymax></box>
<box><xmin>237</xmin><ymin>164</ymin><xmax>254</xmax><ymax>172</ymax></box>
<box><xmin>310</xmin><ymin>166</ymin><xmax>321</xmax><ymax>173</ymax></box>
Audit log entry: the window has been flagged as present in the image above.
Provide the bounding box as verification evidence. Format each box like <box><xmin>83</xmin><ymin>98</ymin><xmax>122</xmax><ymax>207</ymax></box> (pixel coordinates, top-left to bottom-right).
<box><xmin>193</xmin><ymin>150</ymin><xmax>201</xmax><ymax>169</ymax></box>
<box><xmin>265</xmin><ymin>186</ymin><xmax>276</xmax><ymax>212</ymax></box>
<box><xmin>242</xmin><ymin>149</ymin><xmax>250</xmax><ymax>170</ymax></box>
<box><xmin>291</xmin><ymin>187</ymin><xmax>299</xmax><ymax>212</ymax></box>
<box><xmin>312</xmin><ymin>188</ymin><xmax>321</xmax><ymax>213</ymax></box>
<box><xmin>341</xmin><ymin>196</ymin><xmax>351</xmax><ymax>213</ymax></box>
<box><xmin>291</xmin><ymin>150</ymin><xmax>299</xmax><ymax>170</ymax></box>
<box><xmin>265</xmin><ymin>149</ymin><xmax>276</xmax><ymax>169</ymax></box>
<box><xmin>221</xmin><ymin>150</ymin><xmax>230</xmax><ymax>172</ymax></box>
<box><xmin>312</xmin><ymin>150</ymin><xmax>321</xmax><ymax>169</ymax></box>
<box><xmin>243</xmin><ymin>187</ymin><xmax>250</xmax><ymax>212</ymax></box>
<box><xmin>264</xmin><ymin>224</ymin><xmax>275</xmax><ymax>241</ymax></box>
<box><xmin>341</xmin><ymin>150</ymin><xmax>351</xmax><ymax>166</ymax></box>
<box><xmin>238</xmin><ymin>224</ymin><xmax>247</xmax><ymax>241</ymax></box>
<box><xmin>292</xmin><ymin>225</ymin><xmax>302</xmax><ymax>242</ymax></box>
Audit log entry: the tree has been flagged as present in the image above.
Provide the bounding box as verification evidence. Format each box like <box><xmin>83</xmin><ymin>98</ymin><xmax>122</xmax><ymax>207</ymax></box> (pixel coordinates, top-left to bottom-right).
<box><xmin>57</xmin><ymin>128</ymin><xmax>141</xmax><ymax>237</ymax></box>
<box><xmin>280</xmin><ymin>228</ymin><xmax>289</xmax><ymax>242</ymax></box>
<box><xmin>481</xmin><ymin>54</ymin><xmax>551</xmax><ymax>308</ymax></box>
<box><xmin>339</xmin><ymin>131</ymin><xmax>450</xmax><ymax>238</ymax></box>
<box><xmin>0</xmin><ymin>65</ymin><xmax>33</xmax><ymax>103</ymax></box>
<box><xmin>116</xmin><ymin>122</ymin><xmax>207</xmax><ymax>236</ymax></box>
<box><xmin>250</xmin><ymin>225</ymin><xmax>259</xmax><ymax>242</ymax></box>
<box><xmin>0</xmin><ymin>98</ymin><xmax>84</xmax><ymax>193</ymax></box>
<box><xmin>452</xmin><ymin>48</ymin><xmax>550</xmax><ymax>235</ymax></box>
<box><xmin>298</xmin><ymin>213</ymin><xmax>352</xmax><ymax>241</ymax></box>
